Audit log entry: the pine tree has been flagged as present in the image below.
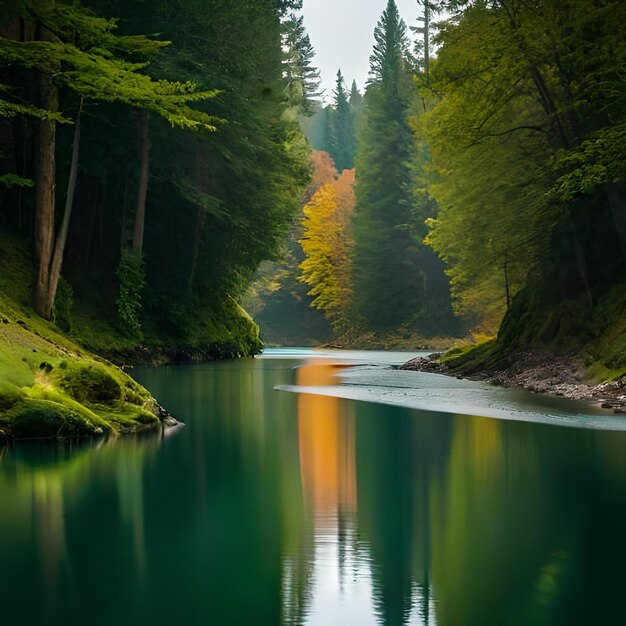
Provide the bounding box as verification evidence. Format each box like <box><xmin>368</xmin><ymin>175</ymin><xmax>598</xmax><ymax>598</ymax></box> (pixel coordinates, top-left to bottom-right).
<box><xmin>283</xmin><ymin>14</ymin><xmax>321</xmax><ymax>115</ymax></box>
<box><xmin>329</xmin><ymin>70</ymin><xmax>355</xmax><ymax>172</ymax></box>
<box><xmin>349</xmin><ymin>79</ymin><xmax>364</xmax><ymax>131</ymax></box>
<box><xmin>351</xmin><ymin>0</ymin><xmax>424</xmax><ymax>332</ymax></box>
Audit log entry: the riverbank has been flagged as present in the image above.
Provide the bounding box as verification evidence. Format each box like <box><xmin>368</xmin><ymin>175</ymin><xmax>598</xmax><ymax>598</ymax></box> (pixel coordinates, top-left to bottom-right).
<box><xmin>399</xmin><ymin>351</ymin><xmax>626</xmax><ymax>413</ymax></box>
<box><xmin>0</xmin><ymin>277</ymin><xmax>181</xmax><ymax>442</ymax></box>
<box><xmin>0</xmin><ymin>231</ymin><xmax>260</xmax><ymax>441</ymax></box>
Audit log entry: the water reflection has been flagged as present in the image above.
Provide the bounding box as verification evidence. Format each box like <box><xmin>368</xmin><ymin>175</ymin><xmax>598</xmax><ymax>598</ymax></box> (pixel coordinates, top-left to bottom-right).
<box><xmin>0</xmin><ymin>355</ymin><xmax>625</xmax><ymax>626</ymax></box>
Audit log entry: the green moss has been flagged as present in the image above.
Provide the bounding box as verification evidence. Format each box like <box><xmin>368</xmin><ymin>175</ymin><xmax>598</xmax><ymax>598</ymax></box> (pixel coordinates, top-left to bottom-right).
<box><xmin>3</xmin><ymin>398</ymin><xmax>102</xmax><ymax>439</ymax></box>
<box><xmin>439</xmin><ymin>338</ymin><xmax>506</xmax><ymax>373</ymax></box>
<box><xmin>0</xmin><ymin>381</ymin><xmax>21</xmax><ymax>410</ymax></box>
<box><xmin>442</xmin><ymin>280</ymin><xmax>626</xmax><ymax>383</ymax></box>
<box><xmin>52</xmin><ymin>362</ymin><xmax>122</xmax><ymax>403</ymax></box>
<box><xmin>0</xmin><ymin>233</ymin><xmax>164</xmax><ymax>441</ymax></box>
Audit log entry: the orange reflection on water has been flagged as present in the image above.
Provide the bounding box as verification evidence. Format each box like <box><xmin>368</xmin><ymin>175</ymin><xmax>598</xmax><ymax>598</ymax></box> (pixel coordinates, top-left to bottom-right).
<box><xmin>296</xmin><ymin>361</ymin><xmax>357</xmax><ymax>527</ymax></box>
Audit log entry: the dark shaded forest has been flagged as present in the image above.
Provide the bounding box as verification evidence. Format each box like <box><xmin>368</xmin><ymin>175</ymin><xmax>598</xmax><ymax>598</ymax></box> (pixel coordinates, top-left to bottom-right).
<box><xmin>1</xmin><ymin>0</ymin><xmax>314</xmax><ymax>361</ymax></box>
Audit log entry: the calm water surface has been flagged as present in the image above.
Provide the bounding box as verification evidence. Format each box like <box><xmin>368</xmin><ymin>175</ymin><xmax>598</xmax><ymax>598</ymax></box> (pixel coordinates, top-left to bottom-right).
<box><xmin>1</xmin><ymin>350</ymin><xmax>626</xmax><ymax>625</ymax></box>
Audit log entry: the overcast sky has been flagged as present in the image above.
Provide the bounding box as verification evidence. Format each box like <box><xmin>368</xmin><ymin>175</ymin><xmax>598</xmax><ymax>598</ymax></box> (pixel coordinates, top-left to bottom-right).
<box><xmin>301</xmin><ymin>0</ymin><xmax>426</xmax><ymax>100</ymax></box>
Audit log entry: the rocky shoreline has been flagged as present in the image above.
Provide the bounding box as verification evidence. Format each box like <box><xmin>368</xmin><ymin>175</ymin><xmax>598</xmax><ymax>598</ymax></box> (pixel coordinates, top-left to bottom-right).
<box><xmin>399</xmin><ymin>351</ymin><xmax>626</xmax><ymax>414</ymax></box>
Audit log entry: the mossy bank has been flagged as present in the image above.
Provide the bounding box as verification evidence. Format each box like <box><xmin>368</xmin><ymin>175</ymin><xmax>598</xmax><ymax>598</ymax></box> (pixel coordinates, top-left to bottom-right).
<box><xmin>0</xmin><ymin>232</ymin><xmax>260</xmax><ymax>442</ymax></box>
<box><xmin>0</xmin><ymin>302</ymin><xmax>170</xmax><ymax>441</ymax></box>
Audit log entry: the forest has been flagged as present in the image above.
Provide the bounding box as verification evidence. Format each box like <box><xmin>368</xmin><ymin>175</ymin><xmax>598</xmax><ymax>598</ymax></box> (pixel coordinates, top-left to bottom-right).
<box><xmin>1</xmin><ymin>0</ymin><xmax>625</xmax><ymax>437</ymax></box>
<box><xmin>255</xmin><ymin>0</ymin><xmax>626</xmax><ymax>384</ymax></box>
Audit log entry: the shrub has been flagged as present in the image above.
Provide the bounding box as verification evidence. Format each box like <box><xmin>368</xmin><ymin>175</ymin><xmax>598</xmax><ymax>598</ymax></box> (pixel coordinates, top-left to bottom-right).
<box><xmin>116</xmin><ymin>249</ymin><xmax>145</xmax><ymax>336</ymax></box>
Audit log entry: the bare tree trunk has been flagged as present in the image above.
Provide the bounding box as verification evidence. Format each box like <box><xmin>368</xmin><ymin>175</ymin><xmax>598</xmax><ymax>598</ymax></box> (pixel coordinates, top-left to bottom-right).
<box><xmin>44</xmin><ymin>98</ymin><xmax>84</xmax><ymax>317</ymax></box>
<box><xmin>132</xmin><ymin>111</ymin><xmax>150</xmax><ymax>253</ymax></box>
<box><xmin>34</xmin><ymin>68</ymin><xmax>58</xmax><ymax>319</ymax></box>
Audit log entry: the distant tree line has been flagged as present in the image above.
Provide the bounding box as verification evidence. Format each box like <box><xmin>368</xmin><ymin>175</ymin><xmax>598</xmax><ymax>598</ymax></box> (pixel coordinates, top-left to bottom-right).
<box><xmin>293</xmin><ymin>0</ymin><xmax>626</xmax><ymax>360</ymax></box>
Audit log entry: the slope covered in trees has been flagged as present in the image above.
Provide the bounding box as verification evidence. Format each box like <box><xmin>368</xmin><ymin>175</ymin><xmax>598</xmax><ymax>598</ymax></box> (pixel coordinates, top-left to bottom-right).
<box><xmin>0</xmin><ymin>0</ymin><xmax>311</xmax><ymax>350</ymax></box>
<box><xmin>425</xmin><ymin>0</ymin><xmax>626</xmax><ymax>377</ymax></box>
<box><xmin>0</xmin><ymin>0</ymin><xmax>315</xmax><ymax>436</ymax></box>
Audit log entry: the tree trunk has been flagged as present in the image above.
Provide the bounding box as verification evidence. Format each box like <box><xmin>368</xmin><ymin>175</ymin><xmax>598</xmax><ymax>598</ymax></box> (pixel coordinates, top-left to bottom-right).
<box><xmin>132</xmin><ymin>111</ymin><xmax>150</xmax><ymax>253</ymax></box>
<box><xmin>46</xmin><ymin>98</ymin><xmax>84</xmax><ymax>315</ymax></box>
<box><xmin>33</xmin><ymin>68</ymin><xmax>58</xmax><ymax>319</ymax></box>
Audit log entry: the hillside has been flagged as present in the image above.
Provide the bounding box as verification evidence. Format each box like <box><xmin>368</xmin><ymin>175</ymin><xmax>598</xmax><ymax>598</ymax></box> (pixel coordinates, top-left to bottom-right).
<box><xmin>0</xmin><ymin>231</ymin><xmax>174</xmax><ymax>441</ymax></box>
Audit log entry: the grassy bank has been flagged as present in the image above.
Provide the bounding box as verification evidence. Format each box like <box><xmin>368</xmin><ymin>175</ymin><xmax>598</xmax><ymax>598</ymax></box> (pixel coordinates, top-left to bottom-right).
<box><xmin>0</xmin><ymin>226</ymin><xmax>263</xmax><ymax>441</ymax></box>
<box><xmin>0</xmin><ymin>234</ymin><xmax>152</xmax><ymax>439</ymax></box>
<box><xmin>439</xmin><ymin>281</ymin><xmax>626</xmax><ymax>384</ymax></box>
<box><xmin>0</xmin><ymin>291</ymin><xmax>163</xmax><ymax>441</ymax></box>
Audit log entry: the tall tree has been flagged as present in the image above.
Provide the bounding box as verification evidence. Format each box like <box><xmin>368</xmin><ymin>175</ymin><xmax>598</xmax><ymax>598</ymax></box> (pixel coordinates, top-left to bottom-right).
<box><xmin>0</xmin><ymin>0</ymin><xmax>219</xmax><ymax>320</ymax></box>
<box><xmin>423</xmin><ymin>0</ymin><xmax>626</xmax><ymax>344</ymax></box>
<box><xmin>352</xmin><ymin>0</ymin><xmax>456</xmax><ymax>334</ymax></box>
<box><xmin>349</xmin><ymin>79</ymin><xmax>364</xmax><ymax>131</ymax></box>
<box><xmin>329</xmin><ymin>70</ymin><xmax>355</xmax><ymax>172</ymax></box>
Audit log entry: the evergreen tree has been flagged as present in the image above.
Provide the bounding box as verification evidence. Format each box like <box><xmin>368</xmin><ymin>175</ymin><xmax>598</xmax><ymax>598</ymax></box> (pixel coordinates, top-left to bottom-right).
<box><xmin>283</xmin><ymin>14</ymin><xmax>321</xmax><ymax>115</ymax></box>
<box><xmin>349</xmin><ymin>79</ymin><xmax>364</xmax><ymax>131</ymax></box>
<box><xmin>328</xmin><ymin>70</ymin><xmax>355</xmax><ymax>172</ymax></box>
<box><xmin>352</xmin><ymin>0</ymin><xmax>454</xmax><ymax>334</ymax></box>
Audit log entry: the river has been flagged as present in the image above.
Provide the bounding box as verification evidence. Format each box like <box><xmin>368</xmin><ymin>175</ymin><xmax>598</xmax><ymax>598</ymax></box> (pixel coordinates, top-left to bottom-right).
<box><xmin>1</xmin><ymin>349</ymin><xmax>626</xmax><ymax>625</ymax></box>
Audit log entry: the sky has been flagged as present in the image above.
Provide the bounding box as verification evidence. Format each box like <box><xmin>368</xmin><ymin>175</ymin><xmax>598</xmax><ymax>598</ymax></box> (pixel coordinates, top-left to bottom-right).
<box><xmin>301</xmin><ymin>0</ymin><xmax>427</xmax><ymax>100</ymax></box>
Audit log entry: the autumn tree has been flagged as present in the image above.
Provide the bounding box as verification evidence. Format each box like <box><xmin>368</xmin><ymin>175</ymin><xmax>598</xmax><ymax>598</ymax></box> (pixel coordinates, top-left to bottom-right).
<box><xmin>299</xmin><ymin>169</ymin><xmax>355</xmax><ymax>329</ymax></box>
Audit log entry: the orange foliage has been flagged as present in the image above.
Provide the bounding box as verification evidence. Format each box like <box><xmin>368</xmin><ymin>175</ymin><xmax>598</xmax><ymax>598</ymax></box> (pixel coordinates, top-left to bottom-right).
<box><xmin>299</xmin><ymin>169</ymin><xmax>355</xmax><ymax>329</ymax></box>
<box><xmin>302</xmin><ymin>151</ymin><xmax>338</xmax><ymax>205</ymax></box>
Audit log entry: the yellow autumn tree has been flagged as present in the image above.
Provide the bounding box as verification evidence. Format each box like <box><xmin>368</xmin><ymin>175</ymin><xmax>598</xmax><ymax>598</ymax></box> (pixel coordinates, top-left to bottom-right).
<box><xmin>299</xmin><ymin>170</ymin><xmax>355</xmax><ymax>330</ymax></box>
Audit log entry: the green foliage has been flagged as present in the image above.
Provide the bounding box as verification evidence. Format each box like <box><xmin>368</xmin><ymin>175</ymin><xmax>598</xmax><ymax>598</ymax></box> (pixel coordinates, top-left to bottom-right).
<box><xmin>115</xmin><ymin>249</ymin><xmax>145</xmax><ymax>337</ymax></box>
<box><xmin>0</xmin><ymin>173</ymin><xmax>34</xmax><ymax>188</ymax></box>
<box><xmin>351</xmin><ymin>0</ymin><xmax>457</xmax><ymax>337</ymax></box>
<box><xmin>0</xmin><ymin>32</ymin><xmax>221</xmax><ymax>132</ymax></box>
<box><xmin>422</xmin><ymin>0</ymin><xmax>626</xmax><ymax>352</ymax></box>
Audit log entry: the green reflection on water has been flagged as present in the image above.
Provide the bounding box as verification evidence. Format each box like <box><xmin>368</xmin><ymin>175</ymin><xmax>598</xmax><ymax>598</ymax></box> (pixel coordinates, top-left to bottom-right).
<box><xmin>0</xmin><ymin>356</ymin><xmax>625</xmax><ymax>626</ymax></box>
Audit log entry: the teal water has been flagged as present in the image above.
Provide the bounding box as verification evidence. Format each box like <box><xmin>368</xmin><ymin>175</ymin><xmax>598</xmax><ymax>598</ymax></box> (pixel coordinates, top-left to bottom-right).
<box><xmin>1</xmin><ymin>351</ymin><xmax>626</xmax><ymax>625</ymax></box>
